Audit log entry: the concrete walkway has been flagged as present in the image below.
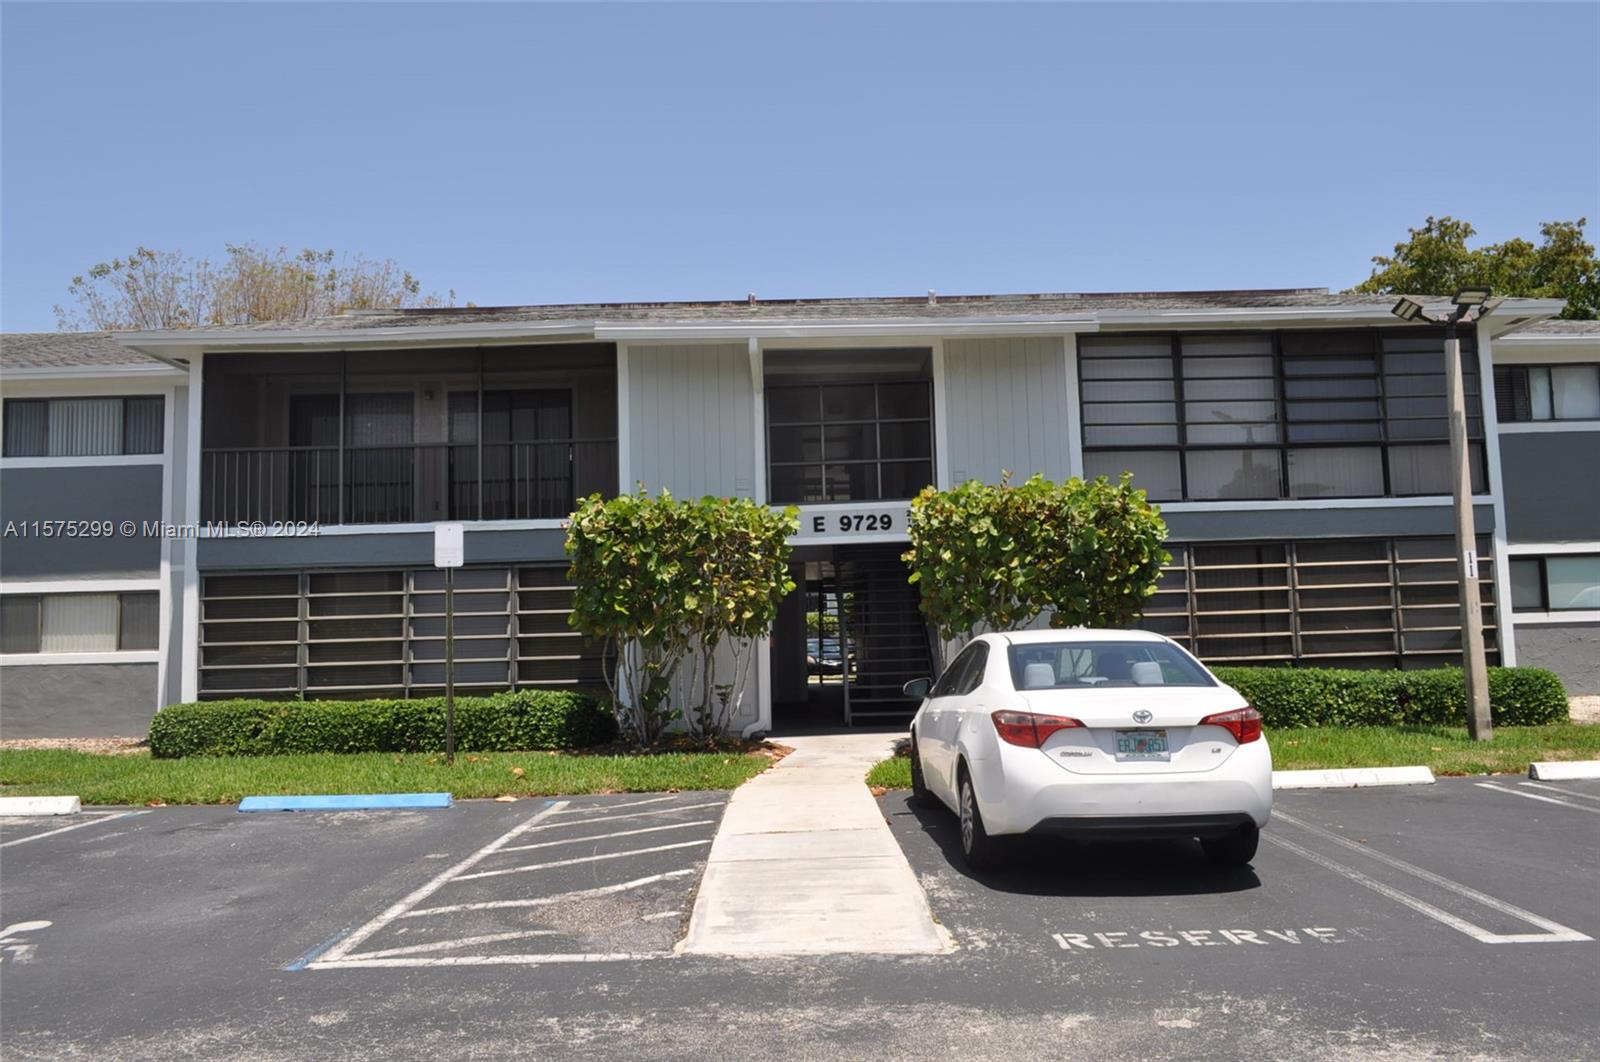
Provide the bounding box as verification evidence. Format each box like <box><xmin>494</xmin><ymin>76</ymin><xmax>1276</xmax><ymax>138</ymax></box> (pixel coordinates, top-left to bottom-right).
<box><xmin>679</xmin><ymin>732</ymin><xmax>953</xmax><ymax>957</ymax></box>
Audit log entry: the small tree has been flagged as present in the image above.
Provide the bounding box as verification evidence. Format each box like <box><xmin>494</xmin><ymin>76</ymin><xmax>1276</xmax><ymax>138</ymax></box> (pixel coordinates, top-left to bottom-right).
<box><xmin>565</xmin><ymin>490</ymin><xmax>796</xmax><ymax>744</ymax></box>
<box><xmin>903</xmin><ymin>473</ymin><xmax>1170</xmax><ymax>645</ymax></box>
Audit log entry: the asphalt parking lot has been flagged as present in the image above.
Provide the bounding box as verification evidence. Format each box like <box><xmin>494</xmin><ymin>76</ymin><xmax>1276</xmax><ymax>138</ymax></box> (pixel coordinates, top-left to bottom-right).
<box><xmin>1</xmin><ymin>777</ymin><xmax>1596</xmax><ymax>1060</ymax></box>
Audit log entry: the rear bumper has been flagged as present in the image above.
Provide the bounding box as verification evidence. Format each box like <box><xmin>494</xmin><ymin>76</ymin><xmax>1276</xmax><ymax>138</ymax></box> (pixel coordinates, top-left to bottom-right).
<box><xmin>1026</xmin><ymin>812</ymin><xmax>1255</xmax><ymax>842</ymax></box>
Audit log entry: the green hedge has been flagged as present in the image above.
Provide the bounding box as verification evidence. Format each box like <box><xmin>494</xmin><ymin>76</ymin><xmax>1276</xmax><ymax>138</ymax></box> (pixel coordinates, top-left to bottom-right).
<box><xmin>148</xmin><ymin>690</ymin><xmax>617</xmax><ymax>759</ymax></box>
<box><xmin>1212</xmin><ymin>666</ymin><xmax>1569</xmax><ymax>729</ymax></box>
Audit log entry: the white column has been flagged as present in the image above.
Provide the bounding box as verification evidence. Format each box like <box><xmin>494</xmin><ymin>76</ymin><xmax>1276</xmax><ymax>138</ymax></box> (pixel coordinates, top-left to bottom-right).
<box><xmin>616</xmin><ymin>343</ymin><xmax>632</xmax><ymax>493</ymax></box>
<box><xmin>181</xmin><ymin>355</ymin><xmax>203</xmax><ymax>701</ymax></box>
<box><xmin>1477</xmin><ymin>322</ymin><xmax>1516</xmax><ymax>665</ymax></box>
<box><xmin>931</xmin><ymin>338</ymin><xmax>951</xmax><ymax>488</ymax></box>
<box><xmin>1063</xmin><ymin>333</ymin><xmax>1085</xmax><ymax>479</ymax></box>
<box><xmin>156</xmin><ymin>382</ymin><xmax>177</xmax><ymax>708</ymax></box>
<box><xmin>749</xmin><ymin>338</ymin><xmax>766</xmax><ymax>504</ymax></box>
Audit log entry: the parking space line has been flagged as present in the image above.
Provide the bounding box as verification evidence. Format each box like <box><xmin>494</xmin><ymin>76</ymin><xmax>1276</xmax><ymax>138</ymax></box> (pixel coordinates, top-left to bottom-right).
<box><xmin>352</xmin><ymin>929</ymin><xmax>562</xmax><ymax>960</ymax></box>
<box><xmin>550</xmin><ymin>795</ymin><xmax>680</xmax><ymax>815</ymax></box>
<box><xmin>641</xmin><ymin>911</ymin><xmax>680</xmax><ymax>922</ymax></box>
<box><xmin>1474</xmin><ymin>783</ymin><xmax>1600</xmax><ymax>815</ymax></box>
<box><xmin>451</xmin><ymin>839</ymin><xmax>711</xmax><ymax>882</ymax></box>
<box><xmin>1521</xmin><ymin>781</ymin><xmax>1600</xmax><ymax>802</ymax></box>
<box><xmin>399</xmin><ymin>869</ymin><xmax>697</xmax><ymax>919</ymax></box>
<box><xmin>0</xmin><ymin>811</ymin><xmax>145</xmax><ymax>849</ymax></box>
<box><xmin>496</xmin><ymin>819</ymin><xmax>715</xmax><ymax>854</ymax></box>
<box><xmin>1269</xmin><ymin>812</ymin><xmax>1592</xmax><ymax>944</ymax></box>
<box><xmin>311</xmin><ymin>951</ymin><xmax>669</xmax><ymax>969</ymax></box>
<box><xmin>536</xmin><ymin>801</ymin><xmax>724</xmax><ymax>828</ymax></box>
<box><xmin>319</xmin><ymin>800</ymin><xmax>567</xmax><ymax>964</ymax></box>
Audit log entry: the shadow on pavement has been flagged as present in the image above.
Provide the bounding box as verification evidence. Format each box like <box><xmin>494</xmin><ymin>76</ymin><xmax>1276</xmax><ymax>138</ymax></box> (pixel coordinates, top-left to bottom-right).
<box><xmin>883</xmin><ymin>791</ymin><xmax>1263</xmax><ymax>898</ymax></box>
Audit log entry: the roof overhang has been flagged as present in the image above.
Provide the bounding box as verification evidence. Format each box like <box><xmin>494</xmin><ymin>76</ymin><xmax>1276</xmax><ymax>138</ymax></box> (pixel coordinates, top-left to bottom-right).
<box><xmin>0</xmin><ymin>362</ymin><xmax>188</xmax><ymax>381</ymax></box>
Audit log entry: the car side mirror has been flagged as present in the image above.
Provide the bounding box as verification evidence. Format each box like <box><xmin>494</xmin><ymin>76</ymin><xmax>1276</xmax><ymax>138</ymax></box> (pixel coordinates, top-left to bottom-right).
<box><xmin>902</xmin><ymin>677</ymin><xmax>931</xmax><ymax>700</ymax></box>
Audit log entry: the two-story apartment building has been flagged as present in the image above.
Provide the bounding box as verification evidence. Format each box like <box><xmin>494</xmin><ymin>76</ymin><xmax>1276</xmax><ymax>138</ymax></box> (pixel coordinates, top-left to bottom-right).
<box><xmin>3</xmin><ymin>289</ymin><xmax>1594</xmax><ymax>739</ymax></box>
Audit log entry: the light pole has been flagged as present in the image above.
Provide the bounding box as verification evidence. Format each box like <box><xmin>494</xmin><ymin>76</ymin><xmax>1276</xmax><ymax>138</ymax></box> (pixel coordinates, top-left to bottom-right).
<box><xmin>1391</xmin><ymin>288</ymin><xmax>1499</xmax><ymax>741</ymax></box>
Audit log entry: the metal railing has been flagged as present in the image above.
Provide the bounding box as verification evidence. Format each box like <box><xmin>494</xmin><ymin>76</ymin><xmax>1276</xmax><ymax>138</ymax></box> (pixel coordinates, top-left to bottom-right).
<box><xmin>201</xmin><ymin>439</ymin><xmax>618</xmax><ymax>525</ymax></box>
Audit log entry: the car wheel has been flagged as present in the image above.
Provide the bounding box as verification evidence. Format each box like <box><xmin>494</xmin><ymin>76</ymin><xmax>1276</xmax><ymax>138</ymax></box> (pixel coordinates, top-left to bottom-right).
<box><xmin>957</xmin><ymin>769</ymin><xmax>1003</xmax><ymax>870</ymax></box>
<box><xmin>1201</xmin><ymin>823</ymin><xmax>1260</xmax><ymax>868</ymax></box>
<box><xmin>908</xmin><ymin>739</ymin><xmax>935</xmax><ymax>808</ymax></box>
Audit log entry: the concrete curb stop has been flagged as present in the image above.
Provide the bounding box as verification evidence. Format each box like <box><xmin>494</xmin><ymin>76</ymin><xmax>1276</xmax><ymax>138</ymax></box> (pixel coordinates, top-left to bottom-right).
<box><xmin>1272</xmin><ymin>766</ymin><xmax>1435</xmax><ymax>790</ymax></box>
<box><xmin>238</xmin><ymin>792</ymin><xmax>454</xmax><ymax>813</ymax></box>
<box><xmin>0</xmin><ymin>796</ymin><xmax>83</xmax><ymax>816</ymax></box>
<box><xmin>1528</xmin><ymin>761</ymin><xmax>1600</xmax><ymax>781</ymax></box>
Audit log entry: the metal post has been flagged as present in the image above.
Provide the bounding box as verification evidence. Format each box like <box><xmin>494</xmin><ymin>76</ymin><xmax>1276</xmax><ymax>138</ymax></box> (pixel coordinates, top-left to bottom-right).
<box><xmin>1444</xmin><ymin>320</ymin><xmax>1492</xmax><ymax>740</ymax></box>
<box><xmin>445</xmin><ymin>565</ymin><xmax>457</xmax><ymax>764</ymax></box>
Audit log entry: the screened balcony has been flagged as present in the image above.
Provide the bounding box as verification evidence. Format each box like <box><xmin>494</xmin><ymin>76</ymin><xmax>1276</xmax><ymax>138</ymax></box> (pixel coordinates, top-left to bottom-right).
<box><xmin>201</xmin><ymin>346</ymin><xmax>618</xmax><ymax>525</ymax></box>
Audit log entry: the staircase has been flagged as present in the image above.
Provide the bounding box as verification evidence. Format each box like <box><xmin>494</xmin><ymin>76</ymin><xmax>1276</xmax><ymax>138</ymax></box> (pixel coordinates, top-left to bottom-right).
<box><xmin>836</xmin><ymin>545</ymin><xmax>936</xmax><ymax>726</ymax></box>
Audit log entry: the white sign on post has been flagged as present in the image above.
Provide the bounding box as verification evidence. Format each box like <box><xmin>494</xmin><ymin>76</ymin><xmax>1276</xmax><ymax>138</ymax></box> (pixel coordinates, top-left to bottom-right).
<box><xmin>433</xmin><ymin>522</ymin><xmax>465</xmax><ymax>569</ymax></box>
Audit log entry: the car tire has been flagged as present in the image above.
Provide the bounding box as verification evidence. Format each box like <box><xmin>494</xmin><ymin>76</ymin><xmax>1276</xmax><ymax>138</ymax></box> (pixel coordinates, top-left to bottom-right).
<box><xmin>1201</xmin><ymin>823</ymin><xmax>1260</xmax><ymax>868</ymax></box>
<box><xmin>908</xmin><ymin>740</ymin><xmax>935</xmax><ymax>808</ymax></box>
<box><xmin>957</xmin><ymin>768</ymin><xmax>1003</xmax><ymax>871</ymax></box>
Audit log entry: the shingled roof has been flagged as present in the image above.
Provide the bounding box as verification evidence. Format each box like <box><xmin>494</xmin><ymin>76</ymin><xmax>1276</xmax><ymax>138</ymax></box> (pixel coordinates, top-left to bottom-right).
<box><xmin>0</xmin><ymin>331</ymin><xmax>159</xmax><ymax>371</ymax></box>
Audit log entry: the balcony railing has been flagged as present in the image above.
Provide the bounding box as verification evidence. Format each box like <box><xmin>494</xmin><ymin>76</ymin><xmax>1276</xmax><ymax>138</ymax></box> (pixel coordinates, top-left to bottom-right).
<box><xmin>201</xmin><ymin>440</ymin><xmax>618</xmax><ymax>525</ymax></box>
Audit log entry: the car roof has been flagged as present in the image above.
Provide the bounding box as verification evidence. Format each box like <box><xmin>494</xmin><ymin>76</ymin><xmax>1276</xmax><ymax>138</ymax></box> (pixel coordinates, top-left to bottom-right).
<box><xmin>993</xmin><ymin>628</ymin><xmax>1169</xmax><ymax>646</ymax></box>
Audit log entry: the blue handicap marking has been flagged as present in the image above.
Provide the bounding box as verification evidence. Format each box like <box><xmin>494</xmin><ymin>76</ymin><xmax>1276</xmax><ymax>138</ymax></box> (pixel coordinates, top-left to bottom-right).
<box><xmin>238</xmin><ymin>793</ymin><xmax>453</xmax><ymax>812</ymax></box>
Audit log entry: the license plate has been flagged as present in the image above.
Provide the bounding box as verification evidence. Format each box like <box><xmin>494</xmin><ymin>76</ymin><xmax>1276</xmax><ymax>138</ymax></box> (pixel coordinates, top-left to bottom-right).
<box><xmin>1115</xmin><ymin>729</ymin><xmax>1169</xmax><ymax>761</ymax></box>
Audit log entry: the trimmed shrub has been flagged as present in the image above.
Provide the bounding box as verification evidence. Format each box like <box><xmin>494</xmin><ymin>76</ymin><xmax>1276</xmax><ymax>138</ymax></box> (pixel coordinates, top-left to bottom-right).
<box><xmin>1212</xmin><ymin>666</ymin><xmax>1570</xmax><ymax>730</ymax></box>
<box><xmin>148</xmin><ymin>689</ymin><xmax>617</xmax><ymax>759</ymax></box>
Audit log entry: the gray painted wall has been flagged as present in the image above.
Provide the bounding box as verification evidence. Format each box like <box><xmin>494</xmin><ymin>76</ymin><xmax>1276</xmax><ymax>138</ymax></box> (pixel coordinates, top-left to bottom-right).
<box><xmin>944</xmin><ymin>336</ymin><xmax>1072</xmax><ymax>484</ymax></box>
<box><xmin>1162</xmin><ymin>503</ymin><xmax>1496</xmax><ymax>543</ymax></box>
<box><xmin>198</xmin><ymin>526</ymin><xmax>570</xmax><ymax>571</ymax></box>
<box><xmin>1500</xmin><ymin>431</ymin><xmax>1600</xmax><ymax>543</ymax></box>
<box><xmin>1</xmin><ymin>663</ymin><xmax>158</xmax><ymax>737</ymax></box>
<box><xmin>628</xmin><ymin>344</ymin><xmax>755</xmax><ymax>498</ymax></box>
<box><xmin>1512</xmin><ymin>622</ymin><xmax>1600</xmax><ymax>695</ymax></box>
<box><xmin>0</xmin><ymin>465</ymin><xmax>163</xmax><ymax>579</ymax></box>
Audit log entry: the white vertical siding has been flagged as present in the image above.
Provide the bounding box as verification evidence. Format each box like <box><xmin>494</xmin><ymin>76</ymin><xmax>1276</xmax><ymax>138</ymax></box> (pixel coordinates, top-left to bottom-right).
<box><xmin>627</xmin><ymin>344</ymin><xmax>755</xmax><ymax>498</ymax></box>
<box><xmin>943</xmin><ymin>336</ymin><xmax>1072</xmax><ymax>485</ymax></box>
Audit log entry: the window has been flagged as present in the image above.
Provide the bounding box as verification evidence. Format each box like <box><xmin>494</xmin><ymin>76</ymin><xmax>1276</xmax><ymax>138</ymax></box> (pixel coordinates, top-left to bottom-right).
<box><xmin>2</xmin><ymin>396</ymin><xmax>163</xmax><ymax>457</ymax></box>
<box><xmin>1007</xmin><ymin>640</ymin><xmax>1214</xmax><ymax>690</ymax></box>
<box><xmin>1134</xmin><ymin>536</ymin><xmax>1499</xmax><ymax>668</ymax></box>
<box><xmin>198</xmin><ymin>566</ymin><xmax>602</xmax><ymax>698</ymax></box>
<box><xmin>0</xmin><ymin>592</ymin><xmax>159</xmax><ymax>654</ymax></box>
<box><xmin>1494</xmin><ymin>364</ymin><xmax>1600</xmax><ymax>422</ymax></box>
<box><xmin>767</xmin><ymin>381</ymin><xmax>933</xmax><ymax>503</ymax></box>
<box><xmin>932</xmin><ymin>642</ymin><xmax>986</xmax><ymax>698</ymax></box>
<box><xmin>1511</xmin><ymin>555</ymin><xmax>1600</xmax><ymax>612</ymax></box>
<box><xmin>1080</xmin><ymin>330</ymin><xmax>1484</xmax><ymax>500</ymax></box>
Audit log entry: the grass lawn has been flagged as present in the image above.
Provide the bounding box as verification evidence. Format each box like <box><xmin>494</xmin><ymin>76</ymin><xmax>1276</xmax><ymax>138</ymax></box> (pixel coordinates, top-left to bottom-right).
<box><xmin>866</xmin><ymin>723</ymin><xmax>1600</xmax><ymax>787</ymax></box>
<box><xmin>0</xmin><ymin>748</ymin><xmax>773</xmax><ymax>806</ymax></box>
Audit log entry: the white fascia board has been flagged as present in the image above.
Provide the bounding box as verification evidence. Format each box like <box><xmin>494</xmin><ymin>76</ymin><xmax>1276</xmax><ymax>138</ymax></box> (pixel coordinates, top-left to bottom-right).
<box><xmin>593</xmin><ymin>317</ymin><xmax>1101</xmax><ymax>341</ymax></box>
<box><xmin>1094</xmin><ymin>301</ymin><xmax>1567</xmax><ymax>332</ymax></box>
<box><xmin>0</xmin><ymin>363</ymin><xmax>186</xmax><ymax>381</ymax></box>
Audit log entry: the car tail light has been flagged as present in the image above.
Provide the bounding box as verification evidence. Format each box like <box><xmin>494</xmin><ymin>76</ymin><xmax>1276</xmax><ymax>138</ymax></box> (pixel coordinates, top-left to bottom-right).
<box><xmin>991</xmin><ymin>710</ymin><xmax>1084</xmax><ymax>748</ymax></box>
<box><xmin>1199</xmin><ymin>706</ymin><xmax>1263</xmax><ymax>744</ymax></box>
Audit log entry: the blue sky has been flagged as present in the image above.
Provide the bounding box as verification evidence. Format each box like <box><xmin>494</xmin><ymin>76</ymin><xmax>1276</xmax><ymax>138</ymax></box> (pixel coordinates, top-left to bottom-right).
<box><xmin>3</xmin><ymin>2</ymin><xmax>1597</xmax><ymax>331</ymax></box>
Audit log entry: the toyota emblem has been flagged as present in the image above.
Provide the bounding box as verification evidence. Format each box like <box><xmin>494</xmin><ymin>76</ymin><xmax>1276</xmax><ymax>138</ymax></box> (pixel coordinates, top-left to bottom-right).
<box><xmin>1132</xmin><ymin>710</ymin><xmax>1153</xmax><ymax>724</ymax></box>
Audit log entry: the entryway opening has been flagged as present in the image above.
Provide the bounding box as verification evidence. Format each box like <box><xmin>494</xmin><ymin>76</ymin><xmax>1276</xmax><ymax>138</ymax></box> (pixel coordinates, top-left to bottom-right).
<box><xmin>770</xmin><ymin>543</ymin><xmax>936</xmax><ymax>734</ymax></box>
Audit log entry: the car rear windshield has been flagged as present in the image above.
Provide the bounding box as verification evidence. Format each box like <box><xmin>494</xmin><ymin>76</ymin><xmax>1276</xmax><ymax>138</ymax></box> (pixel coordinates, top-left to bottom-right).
<box><xmin>1007</xmin><ymin>641</ymin><xmax>1215</xmax><ymax>690</ymax></box>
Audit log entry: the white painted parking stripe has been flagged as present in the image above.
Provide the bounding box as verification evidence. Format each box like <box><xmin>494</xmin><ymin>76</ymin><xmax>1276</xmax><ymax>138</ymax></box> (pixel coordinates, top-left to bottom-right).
<box><xmin>350</xmin><ymin>929</ymin><xmax>562</xmax><ymax>960</ymax></box>
<box><xmin>400</xmin><ymin>869</ymin><xmax>697</xmax><ymax>919</ymax></box>
<box><xmin>641</xmin><ymin>911</ymin><xmax>680</xmax><ymax>922</ymax></box>
<box><xmin>1270</xmin><ymin>812</ymin><xmax>1592</xmax><ymax>944</ymax></box>
<box><xmin>1474</xmin><ymin>783</ymin><xmax>1600</xmax><ymax>815</ymax></box>
<box><xmin>550</xmin><ymin>795</ymin><xmax>680</xmax><ymax>815</ymax></box>
<box><xmin>319</xmin><ymin>800</ymin><xmax>568</xmax><ymax>964</ymax></box>
<box><xmin>451</xmin><ymin>839</ymin><xmax>711</xmax><ymax>882</ymax></box>
<box><xmin>1521</xmin><ymin>781</ymin><xmax>1600</xmax><ymax>803</ymax></box>
<box><xmin>1262</xmin><ymin>833</ymin><xmax>1576</xmax><ymax>945</ymax></box>
<box><xmin>535</xmin><ymin>801</ymin><xmax>724</xmax><ymax>828</ymax></box>
<box><xmin>495</xmin><ymin>819</ymin><xmax>715</xmax><ymax>854</ymax></box>
<box><xmin>309</xmin><ymin>951</ymin><xmax>669</xmax><ymax>969</ymax></box>
<box><xmin>0</xmin><ymin>811</ymin><xmax>144</xmax><ymax>849</ymax></box>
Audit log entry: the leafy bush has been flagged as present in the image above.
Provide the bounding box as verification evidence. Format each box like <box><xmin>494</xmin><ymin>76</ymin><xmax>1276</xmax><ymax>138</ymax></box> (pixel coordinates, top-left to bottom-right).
<box><xmin>904</xmin><ymin>473</ymin><xmax>1169</xmax><ymax>641</ymax></box>
<box><xmin>566</xmin><ymin>490</ymin><xmax>798</xmax><ymax>743</ymax></box>
<box><xmin>1212</xmin><ymin>666</ymin><xmax>1569</xmax><ymax>729</ymax></box>
<box><xmin>148</xmin><ymin>689</ymin><xmax>616</xmax><ymax>759</ymax></box>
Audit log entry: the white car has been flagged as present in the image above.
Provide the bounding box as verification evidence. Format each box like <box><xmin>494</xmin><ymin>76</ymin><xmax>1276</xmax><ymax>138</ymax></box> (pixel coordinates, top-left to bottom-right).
<box><xmin>904</xmin><ymin>629</ymin><xmax>1271</xmax><ymax>870</ymax></box>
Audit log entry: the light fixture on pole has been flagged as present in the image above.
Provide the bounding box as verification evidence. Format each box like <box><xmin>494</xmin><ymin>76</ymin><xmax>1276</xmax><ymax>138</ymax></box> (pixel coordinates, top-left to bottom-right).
<box><xmin>1389</xmin><ymin>289</ymin><xmax>1496</xmax><ymax>741</ymax></box>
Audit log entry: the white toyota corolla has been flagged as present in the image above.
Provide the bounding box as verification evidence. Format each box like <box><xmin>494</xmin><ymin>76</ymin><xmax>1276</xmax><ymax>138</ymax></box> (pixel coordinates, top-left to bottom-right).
<box><xmin>904</xmin><ymin>629</ymin><xmax>1271</xmax><ymax>870</ymax></box>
